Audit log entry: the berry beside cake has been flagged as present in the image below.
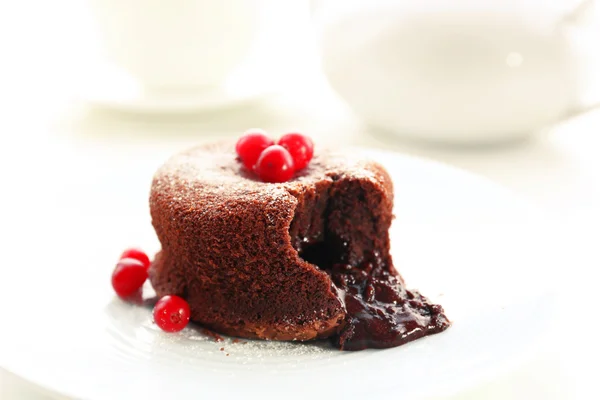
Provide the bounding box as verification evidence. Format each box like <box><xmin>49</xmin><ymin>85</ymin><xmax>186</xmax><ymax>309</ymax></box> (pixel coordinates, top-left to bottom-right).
<box><xmin>144</xmin><ymin>131</ymin><xmax>450</xmax><ymax>350</ymax></box>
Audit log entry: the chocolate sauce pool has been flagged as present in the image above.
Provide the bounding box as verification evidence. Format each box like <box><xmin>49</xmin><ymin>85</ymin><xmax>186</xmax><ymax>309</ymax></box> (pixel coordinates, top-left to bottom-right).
<box><xmin>301</xmin><ymin>243</ymin><xmax>450</xmax><ymax>351</ymax></box>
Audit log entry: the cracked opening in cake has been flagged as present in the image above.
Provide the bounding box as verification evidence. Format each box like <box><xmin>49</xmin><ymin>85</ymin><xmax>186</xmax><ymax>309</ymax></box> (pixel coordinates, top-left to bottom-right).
<box><xmin>290</xmin><ymin>179</ymin><xmax>389</xmax><ymax>271</ymax></box>
<box><xmin>288</xmin><ymin>178</ymin><xmax>451</xmax><ymax>351</ymax></box>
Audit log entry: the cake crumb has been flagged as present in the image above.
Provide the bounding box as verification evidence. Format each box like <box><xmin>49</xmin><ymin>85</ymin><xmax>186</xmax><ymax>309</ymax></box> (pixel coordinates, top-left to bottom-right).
<box><xmin>202</xmin><ymin>328</ymin><xmax>224</xmax><ymax>342</ymax></box>
<box><xmin>220</xmin><ymin>347</ymin><xmax>225</xmax><ymax>351</ymax></box>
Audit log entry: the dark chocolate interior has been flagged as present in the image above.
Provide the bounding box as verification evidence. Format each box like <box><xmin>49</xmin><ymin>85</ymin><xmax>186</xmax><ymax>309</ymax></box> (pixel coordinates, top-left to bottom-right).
<box><xmin>290</xmin><ymin>177</ymin><xmax>450</xmax><ymax>350</ymax></box>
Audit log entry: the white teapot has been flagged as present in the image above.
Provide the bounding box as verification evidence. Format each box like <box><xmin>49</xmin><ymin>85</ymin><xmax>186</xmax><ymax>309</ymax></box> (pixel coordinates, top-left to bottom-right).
<box><xmin>317</xmin><ymin>0</ymin><xmax>596</xmax><ymax>144</ymax></box>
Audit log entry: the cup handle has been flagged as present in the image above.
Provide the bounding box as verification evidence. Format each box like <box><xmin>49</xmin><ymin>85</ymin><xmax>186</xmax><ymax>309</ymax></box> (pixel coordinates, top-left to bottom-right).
<box><xmin>560</xmin><ymin>0</ymin><xmax>595</xmax><ymax>26</ymax></box>
<box><xmin>559</xmin><ymin>101</ymin><xmax>600</xmax><ymax>124</ymax></box>
<box><xmin>556</xmin><ymin>0</ymin><xmax>598</xmax><ymax>123</ymax></box>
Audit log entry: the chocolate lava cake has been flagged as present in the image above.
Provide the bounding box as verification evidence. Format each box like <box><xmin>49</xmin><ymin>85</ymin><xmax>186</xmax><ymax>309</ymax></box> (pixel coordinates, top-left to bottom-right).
<box><xmin>149</xmin><ymin>141</ymin><xmax>450</xmax><ymax>350</ymax></box>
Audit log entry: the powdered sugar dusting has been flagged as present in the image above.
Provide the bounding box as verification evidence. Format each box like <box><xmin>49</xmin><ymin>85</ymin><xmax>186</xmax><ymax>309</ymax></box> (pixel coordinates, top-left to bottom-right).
<box><xmin>152</xmin><ymin>140</ymin><xmax>385</xmax><ymax>208</ymax></box>
<box><xmin>104</xmin><ymin>296</ymin><xmax>348</xmax><ymax>372</ymax></box>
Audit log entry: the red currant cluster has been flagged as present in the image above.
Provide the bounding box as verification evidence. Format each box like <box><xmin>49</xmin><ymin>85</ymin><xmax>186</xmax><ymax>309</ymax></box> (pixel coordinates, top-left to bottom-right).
<box><xmin>235</xmin><ymin>129</ymin><xmax>314</xmax><ymax>183</ymax></box>
<box><xmin>111</xmin><ymin>248</ymin><xmax>190</xmax><ymax>333</ymax></box>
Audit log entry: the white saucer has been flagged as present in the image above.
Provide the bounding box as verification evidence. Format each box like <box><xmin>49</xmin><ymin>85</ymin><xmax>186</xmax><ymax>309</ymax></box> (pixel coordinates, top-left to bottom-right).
<box><xmin>0</xmin><ymin>148</ymin><xmax>559</xmax><ymax>400</ymax></box>
<box><xmin>76</xmin><ymin>62</ymin><xmax>273</xmax><ymax>113</ymax></box>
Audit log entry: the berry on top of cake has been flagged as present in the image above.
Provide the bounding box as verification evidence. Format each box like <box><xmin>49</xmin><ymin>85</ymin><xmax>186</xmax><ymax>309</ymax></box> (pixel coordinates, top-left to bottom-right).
<box><xmin>146</xmin><ymin>131</ymin><xmax>450</xmax><ymax>350</ymax></box>
<box><xmin>235</xmin><ymin>129</ymin><xmax>314</xmax><ymax>183</ymax></box>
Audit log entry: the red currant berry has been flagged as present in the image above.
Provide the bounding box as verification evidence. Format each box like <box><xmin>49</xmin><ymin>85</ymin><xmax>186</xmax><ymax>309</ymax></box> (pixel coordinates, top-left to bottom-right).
<box><xmin>111</xmin><ymin>258</ymin><xmax>148</xmax><ymax>299</ymax></box>
<box><xmin>235</xmin><ymin>129</ymin><xmax>274</xmax><ymax>170</ymax></box>
<box><xmin>119</xmin><ymin>248</ymin><xmax>150</xmax><ymax>270</ymax></box>
<box><xmin>277</xmin><ymin>132</ymin><xmax>314</xmax><ymax>171</ymax></box>
<box><xmin>153</xmin><ymin>295</ymin><xmax>191</xmax><ymax>333</ymax></box>
<box><xmin>254</xmin><ymin>145</ymin><xmax>295</xmax><ymax>183</ymax></box>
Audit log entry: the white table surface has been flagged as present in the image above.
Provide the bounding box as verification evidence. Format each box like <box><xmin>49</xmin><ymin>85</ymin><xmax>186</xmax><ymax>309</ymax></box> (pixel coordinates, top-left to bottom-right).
<box><xmin>1</xmin><ymin>1</ymin><xmax>600</xmax><ymax>399</ymax></box>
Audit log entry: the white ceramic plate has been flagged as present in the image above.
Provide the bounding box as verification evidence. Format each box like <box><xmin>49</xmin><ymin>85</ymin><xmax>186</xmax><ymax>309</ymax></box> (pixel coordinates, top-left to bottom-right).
<box><xmin>0</xmin><ymin>148</ymin><xmax>558</xmax><ymax>400</ymax></box>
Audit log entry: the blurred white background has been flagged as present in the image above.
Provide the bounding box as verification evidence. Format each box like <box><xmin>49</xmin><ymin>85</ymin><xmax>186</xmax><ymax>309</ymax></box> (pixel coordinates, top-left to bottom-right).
<box><xmin>1</xmin><ymin>0</ymin><xmax>600</xmax><ymax>398</ymax></box>
<box><xmin>0</xmin><ymin>0</ymin><xmax>598</xmax><ymax>210</ymax></box>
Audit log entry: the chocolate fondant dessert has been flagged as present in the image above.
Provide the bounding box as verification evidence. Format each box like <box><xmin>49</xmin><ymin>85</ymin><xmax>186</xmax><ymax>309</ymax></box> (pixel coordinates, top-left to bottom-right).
<box><xmin>149</xmin><ymin>141</ymin><xmax>450</xmax><ymax>350</ymax></box>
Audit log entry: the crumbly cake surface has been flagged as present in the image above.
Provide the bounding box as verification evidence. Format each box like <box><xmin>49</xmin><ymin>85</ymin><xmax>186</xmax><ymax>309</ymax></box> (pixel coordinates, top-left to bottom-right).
<box><xmin>149</xmin><ymin>141</ymin><xmax>450</xmax><ymax>348</ymax></box>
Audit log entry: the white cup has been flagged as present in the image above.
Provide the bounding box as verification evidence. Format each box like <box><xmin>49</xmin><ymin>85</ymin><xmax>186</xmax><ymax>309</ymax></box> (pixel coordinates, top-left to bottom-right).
<box><xmin>316</xmin><ymin>0</ymin><xmax>597</xmax><ymax>144</ymax></box>
<box><xmin>90</xmin><ymin>0</ymin><xmax>264</xmax><ymax>90</ymax></box>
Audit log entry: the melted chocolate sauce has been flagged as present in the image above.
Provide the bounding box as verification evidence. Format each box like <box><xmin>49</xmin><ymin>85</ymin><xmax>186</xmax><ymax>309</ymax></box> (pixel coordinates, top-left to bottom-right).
<box><xmin>299</xmin><ymin>241</ymin><xmax>450</xmax><ymax>351</ymax></box>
